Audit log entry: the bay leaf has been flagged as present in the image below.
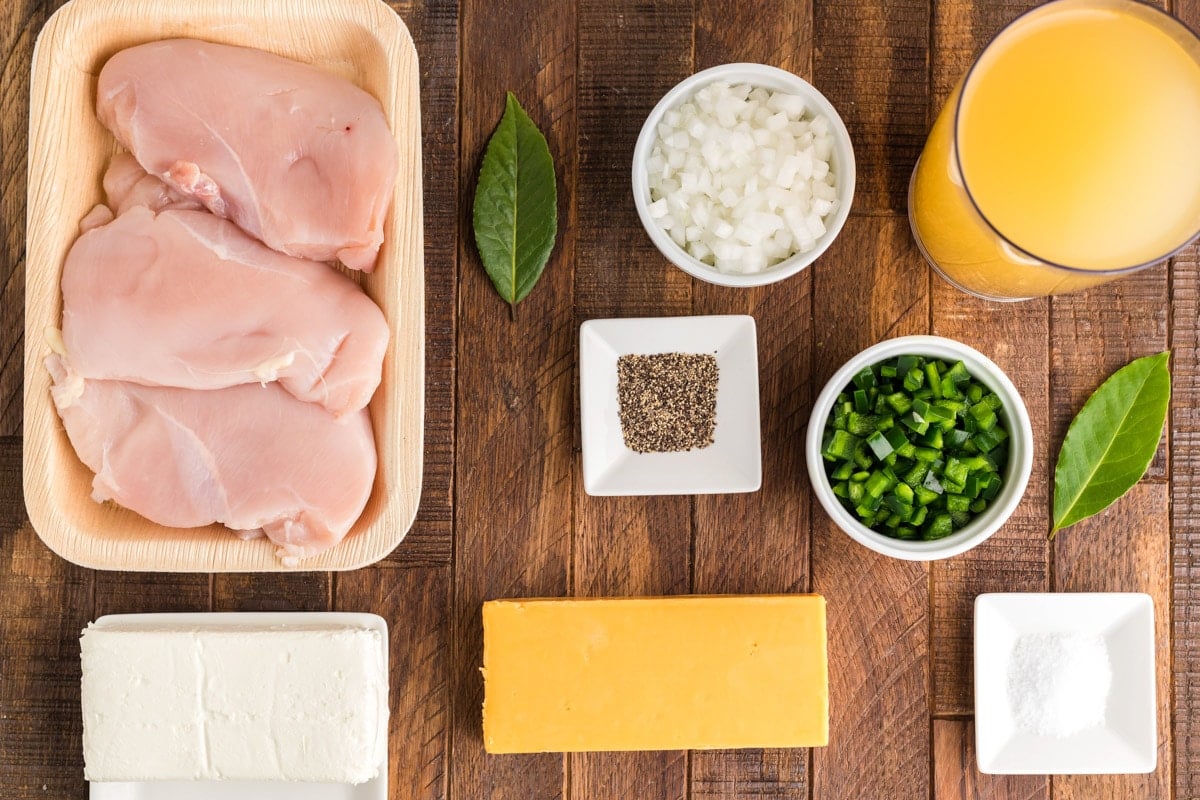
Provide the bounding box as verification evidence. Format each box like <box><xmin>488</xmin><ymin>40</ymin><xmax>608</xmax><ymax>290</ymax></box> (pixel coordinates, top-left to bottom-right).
<box><xmin>1051</xmin><ymin>351</ymin><xmax>1171</xmax><ymax>536</ymax></box>
<box><xmin>472</xmin><ymin>92</ymin><xmax>558</xmax><ymax>307</ymax></box>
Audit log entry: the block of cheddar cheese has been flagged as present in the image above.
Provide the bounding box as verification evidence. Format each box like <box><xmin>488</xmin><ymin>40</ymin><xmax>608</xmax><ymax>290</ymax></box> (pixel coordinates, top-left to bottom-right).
<box><xmin>482</xmin><ymin>595</ymin><xmax>828</xmax><ymax>753</ymax></box>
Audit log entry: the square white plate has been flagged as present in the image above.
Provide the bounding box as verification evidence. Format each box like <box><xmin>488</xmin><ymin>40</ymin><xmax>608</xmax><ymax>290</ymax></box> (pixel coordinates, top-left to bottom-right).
<box><xmin>88</xmin><ymin>612</ymin><xmax>388</xmax><ymax>800</ymax></box>
<box><xmin>580</xmin><ymin>315</ymin><xmax>761</xmax><ymax>496</ymax></box>
<box><xmin>974</xmin><ymin>593</ymin><xmax>1156</xmax><ymax>775</ymax></box>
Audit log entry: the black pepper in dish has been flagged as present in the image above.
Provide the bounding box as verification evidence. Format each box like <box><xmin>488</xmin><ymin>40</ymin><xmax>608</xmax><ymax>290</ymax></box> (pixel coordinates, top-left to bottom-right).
<box><xmin>617</xmin><ymin>353</ymin><xmax>719</xmax><ymax>453</ymax></box>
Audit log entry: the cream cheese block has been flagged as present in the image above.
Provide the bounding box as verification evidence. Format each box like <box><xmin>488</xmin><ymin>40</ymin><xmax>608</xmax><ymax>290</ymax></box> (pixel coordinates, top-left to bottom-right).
<box><xmin>80</xmin><ymin>620</ymin><xmax>388</xmax><ymax>783</ymax></box>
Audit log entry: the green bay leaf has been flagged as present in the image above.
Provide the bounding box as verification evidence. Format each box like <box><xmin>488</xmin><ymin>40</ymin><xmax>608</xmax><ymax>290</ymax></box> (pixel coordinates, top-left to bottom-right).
<box><xmin>472</xmin><ymin>92</ymin><xmax>558</xmax><ymax>307</ymax></box>
<box><xmin>1051</xmin><ymin>351</ymin><xmax>1171</xmax><ymax>535</ymax></box>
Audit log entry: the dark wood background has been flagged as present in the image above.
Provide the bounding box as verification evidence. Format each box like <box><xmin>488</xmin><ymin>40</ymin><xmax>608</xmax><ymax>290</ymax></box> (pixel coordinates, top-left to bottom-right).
<box><xmin>2</xmin><ymin>0</ymin><xmax>1197</xmax><ymax>797</ymax></box>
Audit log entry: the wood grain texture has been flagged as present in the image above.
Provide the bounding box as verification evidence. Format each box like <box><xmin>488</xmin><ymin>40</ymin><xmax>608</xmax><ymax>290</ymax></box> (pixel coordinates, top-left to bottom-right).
<box><xmin>1165</xmin><ymin>7</ymin><xmax>1200</xmax><ymax>793</ymax></box>
<box><xmin>810</xmin><ymin>216</ymin><xmax>930</xmax><ymax>800</ymax></box>
<box><xmin>1170</xmin><ymin>240</ymin><xmax>1200</xmax><ymax>800</ymax></box>
<box><xmin>691</xmin><ymin>3</ymin><xmax>813</xmax><ymax>796</ymax></box>
<box><xmin>929</xmin><ymin>290</ymin><xmax>1050</xmax><ymax>716</ymax></box>
<box><xmin>2</xmin><ymin>0</ymin><xmax>1200</xmax><ymax>798</ymax></box>
<box><xmin>1048</xmin><ymin>262</ymin><xmax>1172</xmax><ymax>800</ymax></box>
<box><xmin>382</xmin><ymin>0</ymin><xmax>458</xmax><ymax>567</ymax></box>
<box><xmin>1052</xmin><ymin>483</ymin><xmax>1172</xmax><ymax>800</ymax></box>
<box><xmin>451</xmin><ymin>0</ymin><xmax>575</xmax><ymax>799</ymax></box>
<box><xmin>1048</xmin><ymin>267</ymin><xmax>1171</xmax><ymax>483</ymax></box>
<box><xmin>926</xmin><ymin>0</ymin><xmax>1050</xmax><ymax>719</ymax></box>
<box><xmin>572</xmin><ymin>3</ymin><xmax>692</xmax><ymax>798</ymax></box>
<box><xmin>0</xmin><ymin>439</ymin><xmax>91</xmax><ymax>799</ymax></box>
<box><xmin>339</xmin><ymin>565</ymin><xmax>450</xmax><ymax>800</ymax></box>
<box><xmin>93</xmin><ymin>572</ymin><xmax>210</xmax><ymax>616</ymax></box>
<box><xmin>933</xmin><ymin>720</ymin><xmax>1046</xmax><ymax>800</ymax></box>
<box><xmin>574</xmin><ymin>0</ymin><xmax>694</xmax><ymax>321</ymax></box>
<box><xmin>213</xmin><ymin>573</ymin><xmax>331</xmax><ymax>612</ymax></box>
<box><xmin>0</xmin><ymin>2</ymin><xmax>59</xmax><ymax>437</ymax></box>
<box><xmin>22</xmin><ymin>0</ymin><xmax>424</xmax><ymax>572</ymax></box>
<box><xmin>812</xmin><ymin>0</ymin><xmax>929</xmax><ymax>213</ymax></box>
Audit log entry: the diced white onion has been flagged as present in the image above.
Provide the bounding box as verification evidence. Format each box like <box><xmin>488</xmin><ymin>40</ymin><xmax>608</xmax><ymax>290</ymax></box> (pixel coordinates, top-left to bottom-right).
<box><xmin>647</xmin><ymin>81</ymin><xmax>840</xmax><ymax>274</ymax></box>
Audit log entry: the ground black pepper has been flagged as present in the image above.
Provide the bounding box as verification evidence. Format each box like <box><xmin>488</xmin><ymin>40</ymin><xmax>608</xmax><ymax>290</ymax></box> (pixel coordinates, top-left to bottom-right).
<box><xmin>616</xmin><ymin>352</ymin><xmax>718</xmax><ymax>453</ymax></box>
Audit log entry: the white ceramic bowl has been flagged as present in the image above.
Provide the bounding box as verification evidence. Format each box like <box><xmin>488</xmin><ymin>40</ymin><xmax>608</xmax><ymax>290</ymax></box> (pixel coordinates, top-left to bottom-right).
<box><xmin>805</xmin><ymin>336</ymin><xmax>1033</xmax><ymax>561</ymax></box>
<box><xmin>632</xmin><ymin>63</ymin><xmax>856</xmax><ymax>287</ymax></box>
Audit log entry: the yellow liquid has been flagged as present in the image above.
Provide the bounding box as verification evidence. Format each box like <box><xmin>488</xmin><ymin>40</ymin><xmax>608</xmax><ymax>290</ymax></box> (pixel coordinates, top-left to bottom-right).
<box><xmin>911</xmin><ymin>0</ymin><xmax>1200</xmax><ymax>298</ymax></box>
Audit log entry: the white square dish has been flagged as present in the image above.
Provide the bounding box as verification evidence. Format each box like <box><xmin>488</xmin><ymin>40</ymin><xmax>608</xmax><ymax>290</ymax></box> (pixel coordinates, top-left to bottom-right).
<box><xmin>87</xmin><ymin>612</ymin><xmax>388</xmax><ymax>800</ymax></box>
<box><xmin>580</xmin><ymin>315</ymin><xmax>761</xmax><ymax>496</ymax></box>
<box><xmin>974</xmin><ymin>592</ymin><xmax>1156</xmax><ymax>775</ymax></box>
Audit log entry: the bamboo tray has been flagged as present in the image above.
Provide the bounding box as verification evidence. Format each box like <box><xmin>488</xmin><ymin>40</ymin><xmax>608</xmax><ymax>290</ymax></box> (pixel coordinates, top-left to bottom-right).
<box><xmin>23</xmin><ymin>0</ymin><xmax>424</xmax><ymax>571</ymax></box>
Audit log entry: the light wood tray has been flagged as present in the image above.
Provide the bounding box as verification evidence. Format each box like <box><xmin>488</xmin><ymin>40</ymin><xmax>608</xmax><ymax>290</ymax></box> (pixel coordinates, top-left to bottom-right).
<box><xmin>23</xmin><ymin>0</ymin><xmax>424</xmax><ymax>571</ymax></box>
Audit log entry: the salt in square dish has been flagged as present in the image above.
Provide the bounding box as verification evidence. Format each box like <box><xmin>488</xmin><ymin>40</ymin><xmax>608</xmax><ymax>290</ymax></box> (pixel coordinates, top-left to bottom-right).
<box><xmin>87</xmin><ymin>612</ymin><xmax>388</xmax><ymax>800</ymax></box>
<box><xmin>974</xmin><ymin>592</ymin><xmax>1156</xmax><ymax>775</ymax></box>
<box><xmin>580</xmin><ymin>315</ymin><xmax>761</xmax><ymax>496</ymax></box>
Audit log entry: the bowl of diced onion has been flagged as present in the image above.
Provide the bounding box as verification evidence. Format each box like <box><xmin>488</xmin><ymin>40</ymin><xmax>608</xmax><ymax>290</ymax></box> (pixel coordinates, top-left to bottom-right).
<box><xmin>633</xmin><ymin>63</ymin><xmax>855</xmax><ymax>287</ymax></box>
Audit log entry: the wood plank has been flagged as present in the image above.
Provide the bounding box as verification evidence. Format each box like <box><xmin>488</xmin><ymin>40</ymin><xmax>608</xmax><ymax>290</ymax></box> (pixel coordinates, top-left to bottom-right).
<box><xmin>450</xmin><ymin>0</ymin><xmax>576</xmax><ymax>797</ymax></box>
<box><xmin>927</xmin><ymin>0</ymin><xmax>1050</xmax><ymax>720</ymax></box>
<box><xmin>574</xmin><ymin>0</ymin><xmax>693</xmax><ymax>321</ymax></box>
<box><xmin>810</xmin><ymin>216</ymin><xmax>930</xmax><ymax>799</ymax></box>
<box><xmin>1170</xmin><ymin>240</ymin><xmax>1200</xmax><ymax>800</ymax></box>
<box><xmin>1165</xmin><ymin>8</ymin><xmax>1200</xmax><ymax>800</ymax></box>
<box><xmin>1049</xmin><ymin>267</ymin><xmax>1170</xmax><ymax>482</ymax></box>
<box><xmin>928</xmin><ymin>291</ymin><xmax>1049</xmax><ymax>717</ymax></box>
<box><xmin>338</xmin><ymin>565</ymin><xmax>450</xmax><ymax>800</ymax></box>
<box><xmin>811</xmin><ymin>0</ymin><xmax>929</xmax><ymax>213</ymax></box>
<box><xmin>691</xmin><ymin>1</ymin><xmax>813</xmax><ymax>796</ymax></box>
<box><xmin>1052</xmin><ymin>483</ymin><xmax>1171</xmax><ymax>800</ymax></box>
<box><xmin>94</xmin><ymin>572</ymin><xmax>210</xmax><ymax>615</ymax></box>
<box><xmin>381</xmin><ymin>0</ymin><xmax>458</xmax><ymax>567</ymax></box>
<box><xmin>1048</xmin><ymin>244</ymin><xmax>1171</xmax><ymax>800</ymax></box>
<box><xmin>212</xmin><ymin>573</ymin><xmax>331</xmax><ymax>611</ymax></box>
<box><xmin>0</xmin><ymin>439</ymin><xmax>93</xmax><ymax>798</ymax></box>
<box><xmin>933</xmin><ymin>720</ymin><xmax>1046</xmax><ymax>800</ymax></box>
<box><xmin>572</xmin><ymin>3</ymin><xmax>692</xmax><ymax>798</ymax></box>
<box><xmin>570</xmin><ymin>496</ymin><xmax>691</xmax><ymax>800</ymax></box>
<box><xmin>0</xmin><ymin>3</ymin><xmax>65</xmax><ymax>436</ymax></box>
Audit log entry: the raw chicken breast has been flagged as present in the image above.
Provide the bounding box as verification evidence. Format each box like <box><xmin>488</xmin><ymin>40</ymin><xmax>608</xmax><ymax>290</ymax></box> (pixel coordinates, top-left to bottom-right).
<box><xmin>61</xmin><ymin>204</ymin><xmax>388</xmax><ymax>417</ymax></box>
<box><xmin>47</xmin><ymin>355</ymin><xmax>375</xmax><ymax>563</ymax></box>
<box><xmin>103</xmin><ymin>151</ymin><xmax>203</xmax><ymax>216</ymax></box>
<box><xmin>97</xmin><ymin>39</ymin><xmax>398</xmax><ymax>271</ymax></box>
<box><xmin>77</xmin><ymin>152</ymin><xmax>203</xmax><ymax>233</ymax></box>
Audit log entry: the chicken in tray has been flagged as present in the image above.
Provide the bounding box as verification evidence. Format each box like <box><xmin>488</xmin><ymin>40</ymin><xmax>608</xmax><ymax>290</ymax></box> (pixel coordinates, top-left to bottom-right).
<box><xmin>46</xmin><ymin>39</ymin><xmax>400</xmax><ymax>565</ymax></box>
<box><xmin>97</xmin><ymin>38</ymin><xmax>398</xmax><ymax>272</ymax></box>
<box><xmin>46</xmin><ymin>355</ymin><xmax>376</xmax><ymax>565</ymax></box>
<box><xmin>62</xmin><ymin>159</ymin><xmax>388</xmax><ymax>419</ymax></box>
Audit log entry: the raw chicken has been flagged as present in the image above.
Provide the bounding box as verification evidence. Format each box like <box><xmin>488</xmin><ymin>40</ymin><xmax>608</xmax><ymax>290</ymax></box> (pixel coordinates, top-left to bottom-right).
<box><xmin>97</xmin><ymin>39</ymin><xmax>398</xmax><ymax>271</ymax></box>
<box><xmin>103</xmin><ymin>151</ymin><xmax>203</xmax><ymax>217</ymax></box>
<box><xmin>47</xmin><ymin>355</ymin><xmax>376</xmax><ymax>564</ymax></box>
<box><xmin>61</xmin><ymin>200</ymin><xmax>388</xmax><ymax>417</ymax></box>
<box><xmin>77</xmin><ymin>152</ymin><xmax>202</xmax><ymax>233</ymax></box>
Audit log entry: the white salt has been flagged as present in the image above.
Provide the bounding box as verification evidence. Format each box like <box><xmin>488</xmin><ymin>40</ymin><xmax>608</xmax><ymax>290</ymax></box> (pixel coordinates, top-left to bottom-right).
<box><xmin>1006</xmin><ymin>632</ymin><xmax>1112</xmax><ymax>738</ymax></box>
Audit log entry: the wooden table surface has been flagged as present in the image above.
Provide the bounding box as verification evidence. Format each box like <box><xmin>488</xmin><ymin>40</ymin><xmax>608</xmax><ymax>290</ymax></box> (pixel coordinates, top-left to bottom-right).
<box><xmin>2</xmin><ymin>0</ymin><xmax>1198</xmax><ymax>798</ymax></box>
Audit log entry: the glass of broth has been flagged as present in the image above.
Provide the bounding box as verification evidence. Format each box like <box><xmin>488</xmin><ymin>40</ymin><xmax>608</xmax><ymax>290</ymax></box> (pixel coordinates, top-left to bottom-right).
<box><xmin>909</xmin><ymin>0</ymin><xmax>1200</xmax><ymax>300</ymax></box>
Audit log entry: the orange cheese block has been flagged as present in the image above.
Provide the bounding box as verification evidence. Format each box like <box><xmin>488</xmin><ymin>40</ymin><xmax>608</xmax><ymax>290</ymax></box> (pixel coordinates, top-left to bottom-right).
<box><xmin>481</xmin><ymin>594</ymin><xmax>828</xmax><ymax>753</ymax></box>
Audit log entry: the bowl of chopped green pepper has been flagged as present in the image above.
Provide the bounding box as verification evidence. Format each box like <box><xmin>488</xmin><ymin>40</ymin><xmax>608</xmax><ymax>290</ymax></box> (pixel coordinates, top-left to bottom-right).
<box><xmin>806</xmin><ymin>336</ymin><xmax>1033</xmax><ymax>561</ymax></box>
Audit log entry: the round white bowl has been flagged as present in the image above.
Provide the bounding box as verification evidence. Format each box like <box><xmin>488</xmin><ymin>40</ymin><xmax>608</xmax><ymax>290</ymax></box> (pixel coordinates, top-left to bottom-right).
<box><xmin>805</xmin><ymin>336</ymin><xmax>1034</xmax><ymax>561</ymax></box>
<box><xmin>632</xmin><ymin>63</ymin><xmax>856</xmax><ymax>288</ymax></box>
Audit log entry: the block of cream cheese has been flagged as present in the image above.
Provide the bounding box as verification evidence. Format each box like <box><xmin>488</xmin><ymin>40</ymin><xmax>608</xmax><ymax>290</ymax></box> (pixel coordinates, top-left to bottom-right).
<box><xmin>80</xmin><ymin>613</ymin><xmax>388</xmax><ymax>783</ymax></box>
<box><xmin>482</xmin><ymin>594</ymin><xmax>828</xmax><ymax>753</ymax></box>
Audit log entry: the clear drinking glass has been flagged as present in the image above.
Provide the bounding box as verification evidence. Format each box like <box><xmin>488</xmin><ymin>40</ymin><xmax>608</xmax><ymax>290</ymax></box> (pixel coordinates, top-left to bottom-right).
<box><xmin>909</xmin><ymin>0</ymin><xmax>1200</xmax><ymax>300</ymax></box>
